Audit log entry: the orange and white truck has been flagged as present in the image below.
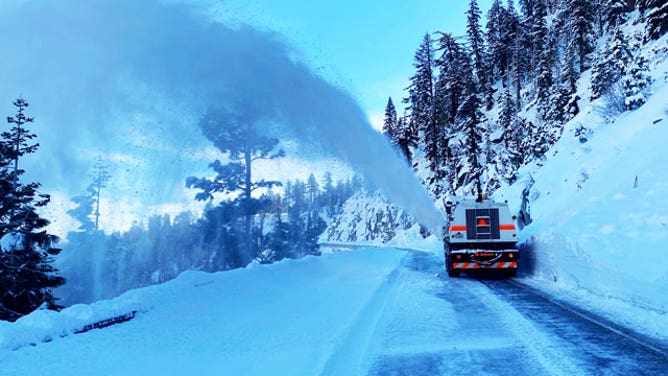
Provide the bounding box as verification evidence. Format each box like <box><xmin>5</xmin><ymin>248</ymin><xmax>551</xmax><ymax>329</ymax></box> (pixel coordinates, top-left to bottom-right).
<box><xmin>443</xmin><ymin>197</ymin><xmax>519</xmax><ymax>277</ymax></box>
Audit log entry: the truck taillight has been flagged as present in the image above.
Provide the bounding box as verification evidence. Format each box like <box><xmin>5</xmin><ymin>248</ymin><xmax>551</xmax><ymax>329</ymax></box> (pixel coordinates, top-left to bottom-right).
<box><xmin>455</xmin><ymin>254</ymin><xmax>462</xmax><ymax>260</ymax></box>
<box><xmin>509</xmin><ymin>253</ymin><xmax>514</xmax><ymax>259</ymax></box>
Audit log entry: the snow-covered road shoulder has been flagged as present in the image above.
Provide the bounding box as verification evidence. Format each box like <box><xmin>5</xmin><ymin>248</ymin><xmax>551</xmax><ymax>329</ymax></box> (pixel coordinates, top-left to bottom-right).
<box><xmin>0</xmin><ymin>248</ymin><xmax>406</xmax><ymax>375</ymax></box>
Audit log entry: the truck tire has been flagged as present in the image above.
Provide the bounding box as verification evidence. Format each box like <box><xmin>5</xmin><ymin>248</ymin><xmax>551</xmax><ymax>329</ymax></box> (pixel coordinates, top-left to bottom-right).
<box><xmin>446</xmin><ymin>261</ymin><xmax>460</xmax><ymax>278</ymax></box>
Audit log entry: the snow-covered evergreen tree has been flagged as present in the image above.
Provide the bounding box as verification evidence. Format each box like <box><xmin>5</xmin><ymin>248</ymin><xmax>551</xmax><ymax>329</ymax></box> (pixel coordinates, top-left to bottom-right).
<box><xmin>602</xmin><ymin>0</ymin><xmax>629</xmax><ymax>31</ymax></box>
<box><xmin>434</xmin><ymin>33</ymin><xmax>470</xmax><ymax>126</ymax></box>
<box><xmin>486</xmin><ymin>0</ymin><xmax>509</xmax><ymax>84</ymax></box>
<box><xmin>382</xmin><ymin>97</ymin><xmax>398</xmax><ymax>145</ymax></box>
<box><xmin>306</xmin><ymin>173</ymin><xmax>319</xmax><ymax>206</ymax></box>
<box><xmin>546</xmin><ymin>45</ymin><xmax>578</xmax><ymax>125</ymax></box>
<box><xmin>533</xmin><ymin>0</ymin><xmax>554</xmax><ymax>119</ymax></box>
<box><xmin>0</xmin><ymin>98</ymin><xmax>64</xmax><ymax>321</ymax></box>
<box><xmin>620</xmin><ymin>55</ymin><xmax>653</xmax><ymax>110</ymax></box>
<box><xmin>434</xmin><ymin>32</ymin><xmax>477</xmax><ymax>195</ymax></box>
<box><xmin>467</xmin><ymin>0</ymin><xmax>493</xmax><ymax>109</ymax></box>
<box><xmin>591</xmin><ymin>28</ymin><xmax>634</xmax><ymax>99</ymax></box>
<box><xmin>321</xmin><ymin>172</ymin><xmax>336</xmax><ymax>217</ymax></box>
<box><xmin>405</xmin><ymin>33</ymin><xmax>435</xmax><ymax>140</ymax></box>
<box><xmin>564</xmin><ymin>0</ymin><xmax>596</xmax><ymax>73</ymax></box>
<box><xmin>407</xmin><ymin>33</ymin><xmax>444</xmax><ymax>181</ymax></box>
<box><xmin>520</xmin><ymin>0</ymin><xmax>539</xmax><ymax>71</ymax></box>
<box><xmin>454</xmin><ymin>80</ymin><xmax>486</xmax><ymax>197</ymax></box>
<box><xmin>496</xmin><ymin>89</ymin><xmax>524</xmax><ymax>183</ymax></box>
<box><xmin>505</xmin><ymin>0</ymin><xmax>525</xmax><ymax>105</ymax></box>
<box><xmin>642</xmin><ymin>0</ymin><xmax>668</xmax><ymax>41</ymax></box>
<box><xmin>394</xmin><ymin>115</ymin><xmax>417</xmax><ymax>163</ymax></box>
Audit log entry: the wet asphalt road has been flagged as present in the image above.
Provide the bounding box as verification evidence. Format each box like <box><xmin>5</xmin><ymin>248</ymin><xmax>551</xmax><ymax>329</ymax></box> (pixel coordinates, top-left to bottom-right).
<box><xmin>365</xmin><ymin>251</ymin><xmax>668</xmax><ymax>376</ymax></box>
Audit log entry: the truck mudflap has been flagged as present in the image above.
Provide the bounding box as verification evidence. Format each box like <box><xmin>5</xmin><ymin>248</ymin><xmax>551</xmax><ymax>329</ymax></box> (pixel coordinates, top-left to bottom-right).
<box><xmin>452</xmin><ymin>261</ymin><xmax>517</xmax><ymax>270</ymax></box>
<box><xmin>447</xmin><ymin>250</ymin><xmax>519</xmax><ymax>270</ymax></box>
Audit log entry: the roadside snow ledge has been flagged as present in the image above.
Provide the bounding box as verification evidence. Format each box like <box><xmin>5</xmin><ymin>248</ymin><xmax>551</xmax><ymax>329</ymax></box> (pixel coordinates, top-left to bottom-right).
<box><xmin>0</xmin><ymin>248</ymin><xmax>406</xmax><ymax>375</ymax></box>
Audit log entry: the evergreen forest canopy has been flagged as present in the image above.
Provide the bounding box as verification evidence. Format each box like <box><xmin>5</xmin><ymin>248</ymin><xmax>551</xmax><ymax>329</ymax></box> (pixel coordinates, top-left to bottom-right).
<box><xmin>382</xmin><ymin>0</ymin><xmax>667</xmax><ymax>198</ymax></box>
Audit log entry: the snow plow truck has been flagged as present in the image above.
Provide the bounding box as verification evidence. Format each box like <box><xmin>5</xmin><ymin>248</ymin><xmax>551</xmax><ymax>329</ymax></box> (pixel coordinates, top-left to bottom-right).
<box><xmin>443</xmin><ymin>197</ymin><xmax>519</xmax><ymax>277</ymax></box>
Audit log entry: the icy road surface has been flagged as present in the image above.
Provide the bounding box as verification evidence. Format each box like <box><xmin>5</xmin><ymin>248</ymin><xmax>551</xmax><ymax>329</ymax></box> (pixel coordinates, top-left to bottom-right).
<box><xmin>350</xmin><ymin>252</ymin><xmax>668</xmax><ymax>375</ymax></box>
<box><xmin>1</xmin><ymin>249</ymin><xmax>666</xmax><ymax>375</ymax></box>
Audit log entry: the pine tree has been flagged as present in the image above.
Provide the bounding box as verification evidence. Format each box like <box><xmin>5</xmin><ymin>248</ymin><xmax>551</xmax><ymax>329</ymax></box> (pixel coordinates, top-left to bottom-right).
<box><xmin>454</xmin><ymin>63</ymin><xmax>486</xmax><ymax>198</ymax></box>
<box><xmin>306</xmin><ymin>173</ymin><xmax>319</xmax><ymax>206</ymax></box>
<box><xmin>64</xmin><ymin>161</ymin><xmax>107</xmax><ymax>303</ymax></box>
<box><xmin>467</xmin><ymin>0</ymin><xmax>494</xmax><ymax>109</ymax></box>
<box><xmin>64</xmin><ymin>175</ymin><xmax>113</xmax><ymax>304</ymax></box>
<box><xmin>68</xmin><ymin>185</ymin><xmax>96</xmax><ymax>233</ymax></box>
<box><xmin>498</xmin><ymin>89</ymin><xmax>524</xmax><ymax>182</ymax></box>
<box><xmin>434</xmin><ymin>33</ymin><xmax>470</xmax><ymax>126</ymax></box>
<box><xmin>405</xmin><ymin>34</ymin><xmax>435</xmax><ymax>153</ymax></box>
<box><xmin>620</xmin><ymin>55</ymin><xmax>653</xmax><ymax>110</ymax></box>
<box><xmin>520</xmin><ymin>0</ymin><xmax>538</xmax><ymax>72</ymax></box>
<box><xmin>602</xmin><ymin>0</ymin><xmax>629</xmax><ymax>31</ymax></box>
<box><xmin>533</xmin><ymin>0</ymin><xmax>554</xmax><ymax>119</ymax></box>
<box><xmin>382</xmin><ymin>97</ymin><xmax>399</xmax><ymax>149</ymax></box>
<box><xmin>546</xmin><ymin>44</ymin><xmax>578</xmax><ymax>124</ymax></box>
<box><xmin>456</xmin><ymin>94</ymin><xmax>485</xmax><ymax>198</ymax></box>
<box><xmin>565</xmin><ymin>0</ymin><xmax>596</xmax><ymax>72</ymax></box>
<box><xmin>406</xmin><ymin>33</ymin><xmax>435</xmax><ymax>134</ymax></box>
<box><xmin>434</xmin><ymin>32</ymin><xmax>477</xmax><ymax>194</ymax></box>
<box><xmin>0</xmin><ymin>98</ymin><xmax>64</xmax><ymax>321</ymax></box>
<box><xmin>263</xmin><ymin>215</ymin><xmax>289</xmax><ymax>262</ymax></box>
<box><xmin>186</xmin><ymin>101</ymin><xmax>285</xmax><ymax>265</ymax></box>
<box><xmin>90</xmin><ymin>158</ymin><xmax>111</xmax><ymax>231</ymax></box>
<box><xmin>406</xmin><ymin>33</ymin><xmax>442</xmax><ymax>181</ymax></box>
<box><xmin>506</xmin><ymin>0</ymin><xmax>525</xmax><ymax>105</ymax></box>
<box><xmin>321</xmin><ymin>172</ymin><xmax>336</xmax><ymax>217</ymax></box>
<box><xmin>394</xmin><ymin>115</ymin><xmax>417</xmax><ymax>162</ymax></box>
<box><xmin>487</xmin><ymin>0</ymin><xmax>509</xmax><ymax>84</ymax></box>
<box><xmin>591</xmin><ymin>28</ymin><xmax>633</xmax><ymax>99</ymax></box>
<box><xmin>642</xmin><ymin>0</ymin><xmax>668</xmax><ymax>41</ymax></box>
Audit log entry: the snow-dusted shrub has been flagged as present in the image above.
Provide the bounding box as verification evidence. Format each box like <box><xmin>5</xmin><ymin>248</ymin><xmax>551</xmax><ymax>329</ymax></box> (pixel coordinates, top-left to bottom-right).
<box><xmin>599</xmin><ymin>82</ymin><xmax>627</xmax><ymax>117</ymax></box>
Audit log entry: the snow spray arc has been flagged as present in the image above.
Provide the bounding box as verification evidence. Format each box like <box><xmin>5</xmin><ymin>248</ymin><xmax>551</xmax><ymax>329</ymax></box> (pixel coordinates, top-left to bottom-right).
<box><xmin>0</xmin><ymin>0</ymin><xmax>445</xmax><ymax>237</ymax></box>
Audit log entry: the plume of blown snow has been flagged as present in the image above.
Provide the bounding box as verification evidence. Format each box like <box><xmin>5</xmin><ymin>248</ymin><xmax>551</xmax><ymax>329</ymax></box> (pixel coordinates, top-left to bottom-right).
<box><xmin>0</xmin><ymin>0</ymin><xmax>444</xmax><ymax>236</ymax></box>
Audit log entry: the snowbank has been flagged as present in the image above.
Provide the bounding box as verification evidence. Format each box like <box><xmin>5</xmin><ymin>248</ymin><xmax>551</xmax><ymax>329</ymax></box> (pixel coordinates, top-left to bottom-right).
<box><xmin>0</xmin><ymin>248</ymin><xmax>406</xmax><ymax>375</ymax></box>
<box><xmin>495</xmin><ymin>35</ymin><xmax>668</xmax><ymax>340</ymax></box>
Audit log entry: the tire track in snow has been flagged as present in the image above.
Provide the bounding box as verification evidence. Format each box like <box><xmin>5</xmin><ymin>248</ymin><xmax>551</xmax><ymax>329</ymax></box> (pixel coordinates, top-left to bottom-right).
<box><xmin>366</xmin><ymin>251</ymin><xmax>552</xmax><ymax>376</ymax></box>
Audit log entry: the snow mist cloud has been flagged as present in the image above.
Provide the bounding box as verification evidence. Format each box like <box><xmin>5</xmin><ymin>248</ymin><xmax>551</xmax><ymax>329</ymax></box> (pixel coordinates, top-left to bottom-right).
<box><xmin>0</xmin><ymin>0</ymin><xmax>445</xmax><ymax>236</ymax></box>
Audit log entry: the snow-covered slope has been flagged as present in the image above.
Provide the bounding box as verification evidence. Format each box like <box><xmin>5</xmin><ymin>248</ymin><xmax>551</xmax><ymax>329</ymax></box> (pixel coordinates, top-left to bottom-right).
<box><xmin>322</xmin><ymin>190</ymin><xmax>442</xmax><ymax>252</ymax></box>
<box><xmin>324</xmin><ymin>191</ymin><xmax>414</xmax><ymax>244</ymax></box>
<box><xmin>494</xmin><ymin>34</ymin><xmax>668</xmax><ymax>331</ymax></box>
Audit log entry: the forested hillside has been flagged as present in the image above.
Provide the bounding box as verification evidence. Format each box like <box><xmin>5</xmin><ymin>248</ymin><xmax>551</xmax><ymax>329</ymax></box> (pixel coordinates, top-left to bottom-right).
<box><xmin>382</xmin><ymin>0</ymin><xmax>667</xmax><ymax>199</ymax></box>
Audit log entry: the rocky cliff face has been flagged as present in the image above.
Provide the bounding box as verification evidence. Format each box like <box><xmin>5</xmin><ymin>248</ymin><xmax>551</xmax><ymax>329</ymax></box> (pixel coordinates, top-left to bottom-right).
<box><xmin>323</xmin><ymin>190</ymin><xmax>414</xmax><ymax>243</ymax></box>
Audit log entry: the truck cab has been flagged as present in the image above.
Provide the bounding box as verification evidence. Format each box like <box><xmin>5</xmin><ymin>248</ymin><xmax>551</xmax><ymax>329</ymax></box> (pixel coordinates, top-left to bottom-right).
<box><xmin>443</xmin><ymin>198</ymin><xmax>519</xmax><ymax>277</ymax></box>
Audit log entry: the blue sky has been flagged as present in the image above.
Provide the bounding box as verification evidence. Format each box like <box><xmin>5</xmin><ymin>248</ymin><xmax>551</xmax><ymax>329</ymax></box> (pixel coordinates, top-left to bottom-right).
<box><xmin>221</xmin><ymin>0</ymin><xmax>495</xmax><ymax>128</ymax></box>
